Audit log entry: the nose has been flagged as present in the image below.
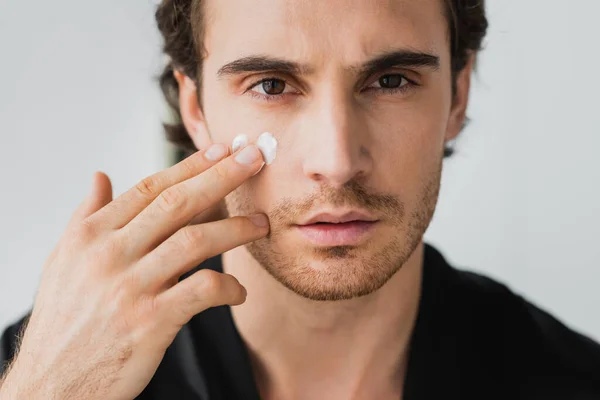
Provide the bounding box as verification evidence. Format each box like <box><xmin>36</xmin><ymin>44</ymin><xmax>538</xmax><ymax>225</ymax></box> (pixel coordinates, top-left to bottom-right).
<box><xmin>302</xmin><ymin>89</ymin><xmax>373</xmax><ymax>188</ymax></box>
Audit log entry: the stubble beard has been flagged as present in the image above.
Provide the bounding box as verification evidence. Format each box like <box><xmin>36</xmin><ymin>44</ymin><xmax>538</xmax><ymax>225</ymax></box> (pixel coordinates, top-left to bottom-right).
<box><xmin>225</xmin><ymin>156</ymin><xmax>443</xmax><ymax>301</ymax></box>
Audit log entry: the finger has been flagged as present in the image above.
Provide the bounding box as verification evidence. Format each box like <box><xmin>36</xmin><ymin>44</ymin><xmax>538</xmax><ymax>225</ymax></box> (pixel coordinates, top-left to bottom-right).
<box><xmin>132</xmin><ymin>214</ymin><xmax>269</xmax><ymax>293</ymax></box>
<box><xmin>155</xmin><ymin>269</ymin><xmax>247</xmax><ymax>326</ymax></box>
<box><xmin>67</xmin><ymin>171</ymin><xmax>113</xmax><ymax>231</ymax></box>
<box><xmin>87</xmin><ymin>144</ymin><xmax>230</xmax><ymax>231</ymax></box>
<box><xmin>121</xmin><ymin>144</ymin><xmax>265</xmax><ymax>257</ymax></box>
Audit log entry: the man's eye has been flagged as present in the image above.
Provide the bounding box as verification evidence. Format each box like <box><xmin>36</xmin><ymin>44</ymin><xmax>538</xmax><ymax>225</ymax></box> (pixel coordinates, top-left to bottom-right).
<box><xmin>249</xmin><ymin>78</ymin><xmax>290</xmax><ymax>95</ymax></box>
<box><xmin>371</xmin><ymin>74</ymin><xmax>409</xmax><ymax>89</ymax></box>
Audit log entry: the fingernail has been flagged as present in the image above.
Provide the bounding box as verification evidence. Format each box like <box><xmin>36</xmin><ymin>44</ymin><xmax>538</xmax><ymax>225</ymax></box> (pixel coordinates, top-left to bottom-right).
<box><xmin>235</xmin><ymin>145</ymin><xmax>262</xmax><ymax>165</ymax></box>
<box><xmin>251</xmin><ymin>162</ymin><xmax>266</xmax><ymax>177</ymax></box>
<box><xmin>204</xmin><ymin>143</ymin><xmax>228</xmax><ymax>161</ymax></box>
<box><xmin>249</xmin><ymin>213</ymin><xmax>269</xmax><ymax>227</ymax></box>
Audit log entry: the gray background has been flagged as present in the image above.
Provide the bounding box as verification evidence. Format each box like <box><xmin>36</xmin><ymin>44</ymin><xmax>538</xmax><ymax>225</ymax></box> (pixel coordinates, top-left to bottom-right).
<box><xmin>1</xmin><ymin>1</ymin><xmax>599</xmax><ymax>341</ymax></box>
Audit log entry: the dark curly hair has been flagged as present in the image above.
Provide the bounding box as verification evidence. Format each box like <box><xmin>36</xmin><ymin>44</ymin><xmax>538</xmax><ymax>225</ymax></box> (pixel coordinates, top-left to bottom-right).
<box><xmin>155</xmin><ymin>0</ymin><xmax>488</xmax><ymax>161</ymax></box>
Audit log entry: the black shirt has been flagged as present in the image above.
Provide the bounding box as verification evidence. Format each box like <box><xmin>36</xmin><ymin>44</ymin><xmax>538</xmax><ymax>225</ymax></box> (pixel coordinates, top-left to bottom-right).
<box><xmin>2</xmin><ymin>243</ymin><xmax>600</xmax><ymax>399</ymax></box>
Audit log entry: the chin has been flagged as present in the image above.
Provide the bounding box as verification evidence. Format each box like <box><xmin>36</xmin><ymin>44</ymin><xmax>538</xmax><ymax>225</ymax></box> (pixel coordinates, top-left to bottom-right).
<box><xmin>245</xmin><ymin>233</ymin><xmax>418</xmax><ymax>302</ymax></box>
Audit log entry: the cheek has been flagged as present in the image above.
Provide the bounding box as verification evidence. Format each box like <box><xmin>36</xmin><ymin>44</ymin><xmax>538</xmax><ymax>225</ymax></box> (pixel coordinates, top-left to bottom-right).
<box><xmin>367</xmin><ymin>95</ymin><xmax>448</xmax><ymax>160</ymax></box>
<box><xmin>225</xmin><ymin>176</ymin><xmax>291</xmax><ymax>228</ymax></box>
<box><xmin>201</xmin><ymin>79</ymin><xmax>294</xmax><ymax>146</ymax></box>
<box><xmin>362</xmin><ymin>94</ymin><xmax>448</xmax><ymax>195</ymax></box>
<box><xmin>224</xmin><ymin>179</ymin><xmax>259</xmax><ymax>216</ymax></box>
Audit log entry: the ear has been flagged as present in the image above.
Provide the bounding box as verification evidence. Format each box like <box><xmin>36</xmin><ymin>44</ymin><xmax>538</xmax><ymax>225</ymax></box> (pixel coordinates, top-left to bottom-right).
<box><xmin>445</xmin><ymin>52</ymin><xmax>476</xmax><ymax>143</ymax></box>
<box><xmin>174</xmin><ymin>70</ymin><xmax>213</xmax><ymax>150</ymax></box>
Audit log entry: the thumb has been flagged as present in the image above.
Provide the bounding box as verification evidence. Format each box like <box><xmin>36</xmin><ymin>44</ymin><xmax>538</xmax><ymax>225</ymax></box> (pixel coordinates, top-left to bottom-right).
<box><xmin>68</xmin><ymin>171</ymin><xmax>114</xmax><ymax>227</ymax></box>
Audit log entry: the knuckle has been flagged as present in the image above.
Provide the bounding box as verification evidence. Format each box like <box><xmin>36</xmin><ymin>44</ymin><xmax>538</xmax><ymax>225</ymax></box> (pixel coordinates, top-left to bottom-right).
<box><xmin>180</xmin><ymin>156</ymin><xmax>199</xmax><ymax>176</ymax></box>
<box><xmin>135</xmin><ymin>175</ymin><xmax>162</xmax><ymax>199</ymax></box>
<box><xmin>157</xmin><ymin>185</ymin><xmax>187</xmax><ymax>214</ymax></box>
<box><xmin>72</xmin><ymin>218</ymin><xmax>99</xmax><ymax>243</ymax></box>
<box><xmin>152</xmin><ymin>236</ymin><xmax>183</xmax><ymax>265</ymax></box>
<box><xmin>93</xmin><ymin>236</ymin><xmax>126</xmax><ymax>269</ymax></box>
<box><xmin>194</xmin><ymin>188</ymin><xmax>213</xmax><ymax>209</ymax></box>
<box><xmin>212</xmin><ymin>163</ymin><xmax>230</xmax><ymax>182</ymax></box>
<box><xmin>197</xmin><ymin>270</ymin><xmax>222</xmax><ymax>297</ymax></box>
<box><xmin>179</xmin><ymin>226</ymin><xmax>205</xmax><ymax>250</ymax></box>
<box><xmin>131</xmin><ymin>293</ymin><xmax>157</xmax><ymax>323</ymax></box>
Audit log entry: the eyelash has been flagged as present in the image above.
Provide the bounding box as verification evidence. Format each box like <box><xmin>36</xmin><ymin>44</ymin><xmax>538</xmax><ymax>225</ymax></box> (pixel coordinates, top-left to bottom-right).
<box><xmin>245</xmin><ymin>77</ymin><xmax>295</xmax><ymax>102</ymax></box>
<box><xmin>244</xmin><ymin>74</ymin><xmax>418</xmax><ymax>102</ymax></box>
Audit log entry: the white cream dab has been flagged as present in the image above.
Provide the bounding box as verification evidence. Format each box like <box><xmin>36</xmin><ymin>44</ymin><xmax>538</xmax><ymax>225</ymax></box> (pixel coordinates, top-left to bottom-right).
<box><xmin>231</xmin><ymin>134</ymin><xmax>249</xmax><ymax>153</ymax></box>
<box><xmin>256</xmin><ymin>132</ymin><xmax>278</xmax><ymax>165</ymax></box>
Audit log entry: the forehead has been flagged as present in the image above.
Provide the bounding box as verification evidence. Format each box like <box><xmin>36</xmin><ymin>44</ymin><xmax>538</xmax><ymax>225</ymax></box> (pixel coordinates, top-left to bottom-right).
<box><xmin>203</xmin><ymin>0</ymin><xmax>450</xmax><ymax>68</ymax></box>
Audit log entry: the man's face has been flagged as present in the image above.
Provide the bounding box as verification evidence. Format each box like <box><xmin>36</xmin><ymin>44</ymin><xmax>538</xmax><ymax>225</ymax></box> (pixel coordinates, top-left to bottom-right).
<box><xmin>185</xmin><ymin>0</ymin><xmax>470</xmax><ymax>301</ymax></box>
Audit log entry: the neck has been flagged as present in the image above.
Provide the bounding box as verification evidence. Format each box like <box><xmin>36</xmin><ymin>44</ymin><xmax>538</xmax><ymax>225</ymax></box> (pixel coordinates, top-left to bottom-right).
<box><xmin>223</xmin><ymin>240</ymin><xmax>424</xmax><ymax>400</ymax></box>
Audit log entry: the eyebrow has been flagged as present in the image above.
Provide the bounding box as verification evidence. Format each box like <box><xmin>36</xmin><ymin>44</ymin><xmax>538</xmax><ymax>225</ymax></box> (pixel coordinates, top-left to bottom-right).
<box><xmin>217</xmin><ymin>56</ymin><xmax>313</xmax><ymax>78</ymax></box>
<box><xmin>356</xmin><ymin>50</ymin><xmax>440</xmax><ymax>77</ymax></box>
<box><xmin>216</xmin><ymin>50</ymin><xmax>440</xmax><ymax>78</ymax></box>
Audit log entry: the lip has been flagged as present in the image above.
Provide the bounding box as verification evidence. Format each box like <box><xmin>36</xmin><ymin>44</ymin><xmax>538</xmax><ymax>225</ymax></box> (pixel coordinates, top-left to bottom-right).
<box><xmin>295</xmin><ymin>210</ymin><xmax>379</xmax><ymax>246</ymax></box>
<box><xmin>294</xmin><ymin>220</ymin><xmax>378</xmax><ymax>246</ymax></box>
<box><xmin>299</xmin><ymin>210</ymin><xmax>378</xmax><ymax>226</ymax></box>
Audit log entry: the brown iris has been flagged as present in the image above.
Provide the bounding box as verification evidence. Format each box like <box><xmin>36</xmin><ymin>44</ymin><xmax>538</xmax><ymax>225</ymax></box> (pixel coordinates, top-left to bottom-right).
<box><xmin>261</xmin><ymin>79</ymin><xmax>286</xmax><ymax>95</ymax></box>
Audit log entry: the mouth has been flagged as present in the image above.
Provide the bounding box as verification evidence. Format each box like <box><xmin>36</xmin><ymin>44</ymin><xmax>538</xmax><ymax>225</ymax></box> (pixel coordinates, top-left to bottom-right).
<box><xmin>295</xmin><ymin>211</ymin><xmax>379</xmax><ymax>246</ymax></box>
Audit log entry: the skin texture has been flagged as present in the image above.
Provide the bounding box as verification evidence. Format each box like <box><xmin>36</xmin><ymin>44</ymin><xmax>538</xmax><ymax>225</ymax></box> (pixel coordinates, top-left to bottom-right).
<box><xmin>176</xmin><ymin>0</ymin><xmax>473</xmax><ymax>398</ymax></box>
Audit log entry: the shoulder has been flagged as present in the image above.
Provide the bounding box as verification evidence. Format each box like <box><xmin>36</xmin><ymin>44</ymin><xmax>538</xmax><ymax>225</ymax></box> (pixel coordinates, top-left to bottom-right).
<box><xmin>0</xmin><ymin>313</ymin><xmax>30</xmax><ymax>375</ymax></box>
<box><xmin>449</xmin><ymin>264</ymin><xmax>600</xmax><ymax>396</ymax></box>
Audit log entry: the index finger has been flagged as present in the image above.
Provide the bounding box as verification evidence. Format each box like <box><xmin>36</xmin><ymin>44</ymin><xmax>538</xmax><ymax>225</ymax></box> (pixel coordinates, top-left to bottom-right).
<box><xmin>119</xmin><ymin>144</ymin><xmax>265</xmax><ymax>257</ymax></box>
<box><xmin>87</xmin><ymin>143</ymin><xmax>231</xmax><ymax>231</ymax></box>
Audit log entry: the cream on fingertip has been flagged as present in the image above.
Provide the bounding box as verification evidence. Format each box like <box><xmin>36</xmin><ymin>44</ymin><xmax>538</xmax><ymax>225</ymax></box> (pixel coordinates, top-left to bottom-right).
<box><xmin>232</xmin><ymin>134</ymin><xmax>249</xmax><ymax>153</ymax></box>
